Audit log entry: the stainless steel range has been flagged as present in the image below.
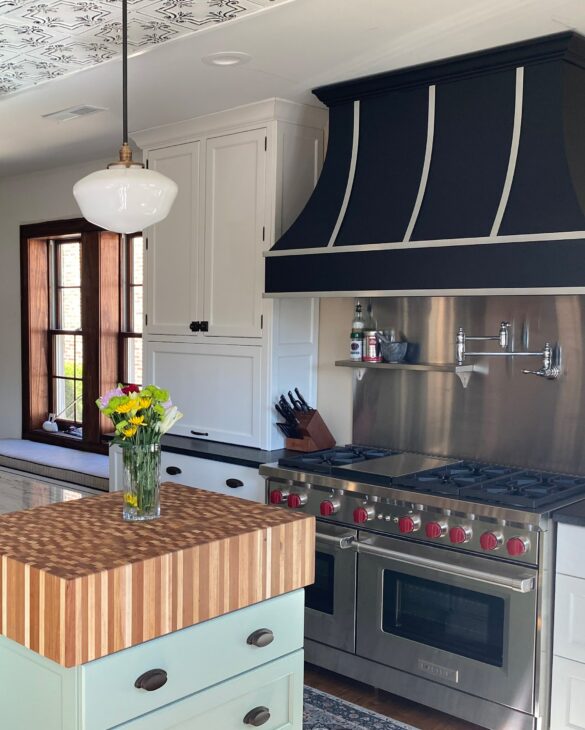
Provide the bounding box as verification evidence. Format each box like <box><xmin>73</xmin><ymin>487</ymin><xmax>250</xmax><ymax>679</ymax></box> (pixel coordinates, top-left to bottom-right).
<box><xmin>260</xmin><ymin>446</ymin><xmax>585</xmax><ymax>730</ymax></box>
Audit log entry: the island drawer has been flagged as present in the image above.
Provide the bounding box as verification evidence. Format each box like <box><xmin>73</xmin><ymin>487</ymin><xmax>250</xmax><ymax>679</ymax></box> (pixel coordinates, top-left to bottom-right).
<box><xmin>81</xmin><ymin>589</ymin><xmax>304</xmax><ymax>730</ymax></box>
<box><xmin>160</xmin><ymin>451</ymin><xmax>265</xmax><ymax>502</ymax></box>
<box><xmin>114</xmin><ymin>650</ymin><xmax>304</xmax><ymax>729</ymax></box>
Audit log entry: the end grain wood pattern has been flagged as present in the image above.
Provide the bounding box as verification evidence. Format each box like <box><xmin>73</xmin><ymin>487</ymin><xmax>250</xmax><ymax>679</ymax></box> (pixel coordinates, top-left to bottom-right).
<box><xmin>0</xmin><ymin>483</ymin><xmax>315</xmax><ymax>667</ymax></box>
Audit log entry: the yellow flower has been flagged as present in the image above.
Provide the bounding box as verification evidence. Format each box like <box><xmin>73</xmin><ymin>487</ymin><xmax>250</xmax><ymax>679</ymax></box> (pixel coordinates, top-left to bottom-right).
<box><xmin>122</xmin><ymin>425</ymin><xmax>137</xmax><ymax>437</ymax></box>
<box><xmin>115</xmin><ymin>401</ymin><xmax>133</xmax><ymax>414</ymax></box>
<box><xmin>129</xmin><ymin>415</ymin><xmax>145</xmax><ymax>426</ymax></box>
<box><xmin>124</xmin><ymin>493</ymin><xmax>138</xmax><ymax>507</ymax></box>
<box><xmin>138</xmin><ymin>397</ymin><xmax>152</xmax><ymax>409</ymax></box>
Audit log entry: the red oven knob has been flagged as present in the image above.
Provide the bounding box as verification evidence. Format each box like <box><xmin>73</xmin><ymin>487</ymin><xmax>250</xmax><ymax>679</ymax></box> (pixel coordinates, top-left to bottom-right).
<box><xmin>425</xmin><ymin>521</ymin><xmax>447</xmax><ymax>539</ymax></box>
<box><xmin>320</xmin><ymin>500</ymin><xmax>340</xmax><ymax>516</ymax></box>
<box><xmin>287</xmin><ymin>493</ymin><xmax>308</xmax><ymax>509</ymax></box>
<box><xmin>353</xmin><ymin>506</ymin><xmax>375</xmax><ymax>524</ymax></box>
<box><xmin>449</xmin><ymin>526</ymin><xmax>472</xmax><ymax>544</ymax></box>
<box><xmin>507</xmin><ymin>536</ymin><xmax>530</xmax><ymax>556</ymax></box>
<box><xmin>269</xmin><ymin>489</ymin><xmax>289</xmax><ymax>505</ymax></box>
<box><xmin>398</xmin><ymin>515</ymin><xmax>421</xmax><ymax>534</ymax></box>
<box><xmin>480</xmin><ymin>531</ymin><xmax>503</xmax><ymax>551</ymax></box>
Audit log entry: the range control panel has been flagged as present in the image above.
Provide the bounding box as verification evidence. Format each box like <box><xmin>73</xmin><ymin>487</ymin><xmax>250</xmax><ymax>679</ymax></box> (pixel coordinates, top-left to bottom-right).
<box><xmin>267</xmin><ymin>479</ymin><xmax>539</xmax><ymax>566</ymax></box>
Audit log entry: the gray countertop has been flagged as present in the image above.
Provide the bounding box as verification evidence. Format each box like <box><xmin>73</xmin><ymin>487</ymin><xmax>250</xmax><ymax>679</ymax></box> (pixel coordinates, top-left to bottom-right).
<box><xmin>553</xmin><ymin>499</ymin><xmax>585</xmax><ymax>526</ymax></box>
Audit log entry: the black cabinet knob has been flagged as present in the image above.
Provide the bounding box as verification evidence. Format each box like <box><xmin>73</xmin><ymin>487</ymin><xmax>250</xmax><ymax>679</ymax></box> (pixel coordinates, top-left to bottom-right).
<box><xmin>189</xmin><ymin>321</ymin><xmax>200</xmax><ymax>332</ymax></box>
<box><xmin>134</xmin><ymin>669</ymin><xmax>168</xmax><ymax>692</ymax></box>
<box><xmin>200</xmin><ymin>320</ymin><xmax>209</xmax><ymax>332</ymax></box>
<box><xmin>166</xmin><ymin>466</ymin><xmax>182</xmax><ymax>475</ymax></box>
<box><xmin>243</xmin><ymin>706</ymin><xmax>271</xmax><ymax>726</ymax></box>
<box><xmin>226</xmin><ymin>478</ymin><xmax>244</xmax><ymax>489</ymax></box>
<box><xmin>246</xmin><ymin>628</ymin><xmax>274</xmax><ymax>647</ymax></box>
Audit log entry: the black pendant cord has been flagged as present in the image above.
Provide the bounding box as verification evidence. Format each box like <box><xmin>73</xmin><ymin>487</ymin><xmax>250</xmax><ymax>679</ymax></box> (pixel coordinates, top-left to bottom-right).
<box><xmin>122</xmin><ymin>0</ymin><xmax>128</xmax><ymax>145</ymax></box>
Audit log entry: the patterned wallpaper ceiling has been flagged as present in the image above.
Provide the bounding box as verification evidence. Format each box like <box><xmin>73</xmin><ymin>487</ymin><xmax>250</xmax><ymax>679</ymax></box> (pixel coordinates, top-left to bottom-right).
<box><xmin>0</xmin><ymin>0</ymin><xmax>283</xmax><ymax>95</ymax></box>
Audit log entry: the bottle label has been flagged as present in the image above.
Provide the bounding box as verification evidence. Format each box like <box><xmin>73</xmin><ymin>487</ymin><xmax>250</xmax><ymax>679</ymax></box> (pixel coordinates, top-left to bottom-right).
<box><xmin>350</xmin><ymin>333</ymin><xmax>363</xmax><ymax>361</ymax></box>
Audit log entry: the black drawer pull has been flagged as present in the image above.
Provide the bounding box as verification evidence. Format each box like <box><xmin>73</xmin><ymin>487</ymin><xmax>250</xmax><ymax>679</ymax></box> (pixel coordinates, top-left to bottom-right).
<box><xmin>243</xmin><ymin>706</ymin><xmax>271</xmax><ymax>726</ymax></box>
<box><xmin>200</xmin><ymin>320</ymin><xmax>209</xmax><ymax>332</ymax></box>
<box><xmin>191</xmin><ymin>430</ymin><xmax>209</xmax><ymax>437</ymax></box>
<box><xmin>226</xmin><ymin>478</ymin><xmax>244</xmax><ymax>489</ymax></box>
<box><xmin>166</xmin><ymin>466</ymin><xmax>182</xmax><ymax>476</ymax></box>
<box><xmin>189</xmin><ymin>321</ymin><xmax>200</xmax><ymax>332</ymax></box>
<box><xmin>246</xmin><ymin>628</ymin><xmax>274</xmax><ymax>647</ymax></box>
<box><xmin>134</xmin><ymin>669</ymin><xmax>168</xmax><ymax>692</ymax></box>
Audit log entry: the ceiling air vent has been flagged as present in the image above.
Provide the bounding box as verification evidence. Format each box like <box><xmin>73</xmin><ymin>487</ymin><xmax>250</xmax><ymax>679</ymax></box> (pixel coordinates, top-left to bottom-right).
<box><xmin>42</xmin><ymin>105</ymin><xmax>107</xmax><ymax>122</ymax></box>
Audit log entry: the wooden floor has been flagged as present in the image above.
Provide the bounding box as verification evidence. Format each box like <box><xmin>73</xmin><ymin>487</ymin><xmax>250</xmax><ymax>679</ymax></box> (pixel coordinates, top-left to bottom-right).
<box><xmin>305</xmin><ymin>663</ymin><xmax>484</xmax><ymax>730</ymax></box>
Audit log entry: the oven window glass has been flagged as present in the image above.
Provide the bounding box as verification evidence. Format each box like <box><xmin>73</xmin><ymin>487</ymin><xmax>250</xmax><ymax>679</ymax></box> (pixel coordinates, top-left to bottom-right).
<box><xmin>382</xmin><ymin>570</ymin><xmax>505</xmax><ymax>666</ymax></box>
<box><xmin>305</xmin><ymin>551</ymin><xmax>334</xmax><ymax>615</ymax></box>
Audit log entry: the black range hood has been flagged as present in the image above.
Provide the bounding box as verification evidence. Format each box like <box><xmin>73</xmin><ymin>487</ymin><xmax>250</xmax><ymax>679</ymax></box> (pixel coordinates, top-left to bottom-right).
<box><xmin>265</xmin><ymin>32</ymin><xmax>585</xmax><ymax>296</ymax></box>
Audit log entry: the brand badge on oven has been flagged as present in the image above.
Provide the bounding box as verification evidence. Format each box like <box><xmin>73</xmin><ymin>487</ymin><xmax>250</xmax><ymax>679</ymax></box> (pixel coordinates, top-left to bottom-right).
<box><xmin>417</xmin><ymin>659</ymin><xmax>459</xmax><ymax>683</ymax></box>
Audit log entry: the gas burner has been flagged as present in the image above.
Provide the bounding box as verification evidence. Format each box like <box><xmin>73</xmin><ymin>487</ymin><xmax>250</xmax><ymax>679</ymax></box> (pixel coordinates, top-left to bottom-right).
<box><xmin>396</xmin><ymin>461</ymin><xmax>521</xmax><ymax>494</ymax></box>
<box><xmin>462</xmin><ymin>470</ymin><xmax>585</xmax><ymax>509</ymax></box>
<box><xmin>278</xmin><ymin>445</ymin><xmax>398</xmax><ymax>475</ymax></box>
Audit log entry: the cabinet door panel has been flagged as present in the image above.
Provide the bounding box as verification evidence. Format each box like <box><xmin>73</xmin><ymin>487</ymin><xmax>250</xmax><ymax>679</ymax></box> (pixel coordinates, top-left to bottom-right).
<box><xmin>147</xmin><ymin>143</ymin><xmax>201</xmax><ymax>336</ymax></box>
<box><xmin>204</xmin><ymin>129</ymin><xmax>267</xmax><ymax>338</ymax></box>
<box><xmin>555</xmin><ymin>574</ymin><xmax>585</xmax><ymax>663</ymax></box>
<box><xmin>145</xmin><ymin>340</ymin><xmax>262</xmax><ymax>447</ymax></box>
<box><xmin>115</xmin><ymin>651</ymin><xmax>304</xmax><ymax>730</ymax></box>
<box><xmin>551</xmin><ymin>656</ymin><xmax>585</xmax><ymax>729</ymax></box>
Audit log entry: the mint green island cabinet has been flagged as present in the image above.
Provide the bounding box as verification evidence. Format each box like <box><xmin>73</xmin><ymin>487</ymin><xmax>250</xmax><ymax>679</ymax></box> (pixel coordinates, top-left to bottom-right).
<box><xmin>0</xmin><ymin>485</ymin><xmax>315</xmax><ymax>730</ymax></box>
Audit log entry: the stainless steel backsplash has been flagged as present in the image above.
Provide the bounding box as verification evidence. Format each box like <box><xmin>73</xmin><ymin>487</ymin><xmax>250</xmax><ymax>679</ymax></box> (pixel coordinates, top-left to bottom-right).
<box><xmin>352</xmin><ymin>296</ymin><xmax>585</xmax><ymax>474</ymax></box>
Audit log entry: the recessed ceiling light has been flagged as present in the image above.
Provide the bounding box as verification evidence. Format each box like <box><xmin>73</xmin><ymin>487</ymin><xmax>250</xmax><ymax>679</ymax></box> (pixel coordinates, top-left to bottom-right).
<box><xmin>202</xmin><ymin>52</ymin><xmax>252</xmax><ymax>67</ymax></box>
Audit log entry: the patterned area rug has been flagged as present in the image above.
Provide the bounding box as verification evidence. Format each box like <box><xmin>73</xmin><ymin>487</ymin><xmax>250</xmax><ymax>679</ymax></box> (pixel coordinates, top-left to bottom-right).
<box><xmin>304</xmin><ymin>686</ymin><xmax>421</xmax><ymax>730</ymax></box>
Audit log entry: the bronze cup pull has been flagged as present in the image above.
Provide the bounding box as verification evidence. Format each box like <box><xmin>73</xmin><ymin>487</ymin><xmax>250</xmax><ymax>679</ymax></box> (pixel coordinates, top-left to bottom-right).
<box><xmin>134</xmin><ymin>668</ymin><xmax>168</xmax><ymax>691</ymax></box>
<box><xmin>246</xmin><ymin>628</ymin><xmax>274</xmax><ymax>647</ymax></box>
<box><xmin>226</xmin><ymin>478</ymin><xmax>244</xmax><ymax>489</ymax></box>
<box><xmin>243</xmin><ymin>706</ymin><xmax>271</xmax><ymax>726</ymax></box>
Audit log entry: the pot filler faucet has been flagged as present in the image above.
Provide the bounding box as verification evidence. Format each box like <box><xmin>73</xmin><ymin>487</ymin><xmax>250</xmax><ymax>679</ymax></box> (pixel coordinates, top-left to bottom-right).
<box><xmin>456</xmin><ymin>321</ymin><xmax>561</xmax><ymax>379</ymax></box>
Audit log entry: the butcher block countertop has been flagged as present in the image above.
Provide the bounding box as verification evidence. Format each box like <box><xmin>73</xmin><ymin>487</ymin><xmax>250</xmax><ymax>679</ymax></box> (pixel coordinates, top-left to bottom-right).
<box><xmin>0</xmin><ymin>483</ymin><xmax>315</xmax><ymax>668</ymax></box>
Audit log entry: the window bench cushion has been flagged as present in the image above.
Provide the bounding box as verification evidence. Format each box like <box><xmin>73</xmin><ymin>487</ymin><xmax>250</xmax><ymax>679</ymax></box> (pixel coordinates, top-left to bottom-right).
<box><xmin>0</xmin><ymin>440</ymin><xmax>108</xmax><ymax>491</ymax></box>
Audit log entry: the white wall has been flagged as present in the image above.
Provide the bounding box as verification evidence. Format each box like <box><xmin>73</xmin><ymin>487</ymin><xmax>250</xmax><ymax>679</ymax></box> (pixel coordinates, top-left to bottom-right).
<box><xmin>316</xmin><ymin>298</ymin><xmax>353</xmax><ymax>445</ymax></box>
<box><xmin>0</xmin><ymin>157</ymin><xmax>110</xmax><ymax>438</ymax></box>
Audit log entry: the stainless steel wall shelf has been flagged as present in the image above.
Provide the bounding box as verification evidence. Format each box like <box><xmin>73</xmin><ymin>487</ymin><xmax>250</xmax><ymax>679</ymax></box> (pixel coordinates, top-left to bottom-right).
<box><xmin>335</xmin><ymin>360</ymin><xmax>477</xmax><ymax>387</ymax></box>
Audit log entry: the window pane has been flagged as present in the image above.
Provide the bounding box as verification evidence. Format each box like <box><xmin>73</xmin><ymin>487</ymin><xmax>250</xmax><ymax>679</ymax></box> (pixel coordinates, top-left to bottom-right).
<box><xmin>131</xmin><ymin>287</ymin><xmax>143</xmax><ymax>333</ymax></box>
<box><xmin>53</xmin><ymin>378</ymin><xmax>76</xmax><ymax>420</ymax></box>
<box><xmin>59</xmin><ymin>288</ymin><xmax>81</xmax><ymax>330</ymax></box>
<box><xmin>54</xmin><ymin>335</ymin><xmax>83</xmax><ymax>378</ymax></box>
<box><xmin>126</xmin><ymin>338</ymin><xmax>143</xmax><ymax>385</ymax></box>
<box><xmin>59</xmin><ymin>243</ymin><xmax>81</xmax><ymax>286</ymax></box>
<box><xmin>131</xmin><ymin>237</ymin><xmax>143</xmax><ymax>285</ymax></box>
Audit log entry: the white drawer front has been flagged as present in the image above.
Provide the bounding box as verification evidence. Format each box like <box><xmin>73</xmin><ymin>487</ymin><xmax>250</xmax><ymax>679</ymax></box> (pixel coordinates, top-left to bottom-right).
<box><xmin>555</xmin><ymin>574</ymin><xmax>585</xmax><ymax>663</ymax></box>
<box><xmin>557</xmin><ymin>524</ymin><xmax>585</xmax><ymax>579</ymax></box>
<box><xmin>82</xmin><ymin>590</ymin><xmax>304</xmax><ymax>730</ymax></box>
<box><xmin>161</xmin><ymin>452</ymin><xmax>265</xmax><ymax>502</ymax></box>
<box><xmin>551</xmin><ymin>656</ymin><xmax>585</xmax><ymax>730</ymax></box>
<box><xmin>116</xmin><ymin>650</ymin><xmax>304</xmax><ymax>730</ymax></box>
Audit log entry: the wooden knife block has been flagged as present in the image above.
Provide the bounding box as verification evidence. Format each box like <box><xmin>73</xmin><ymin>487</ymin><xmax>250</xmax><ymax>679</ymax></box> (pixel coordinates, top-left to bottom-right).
<box><xmin>285</xmin><ymin>410</ymin><xmax>336</xmax><ymax>452</ymax></box>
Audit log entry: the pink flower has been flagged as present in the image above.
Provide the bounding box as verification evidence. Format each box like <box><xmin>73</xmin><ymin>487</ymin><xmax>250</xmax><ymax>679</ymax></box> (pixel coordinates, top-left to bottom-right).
<box><xmin>99</xmin><ymin>387</ymin><xmax>123</xmax><ymax>408</ymax></box>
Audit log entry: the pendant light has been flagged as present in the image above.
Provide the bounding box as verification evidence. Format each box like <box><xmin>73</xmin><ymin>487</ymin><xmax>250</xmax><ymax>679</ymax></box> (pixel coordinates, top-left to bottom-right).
<box><xmin>73</xmin><ymin>0</ymin><xmax>177</xmax><ymax>233</ymax></box>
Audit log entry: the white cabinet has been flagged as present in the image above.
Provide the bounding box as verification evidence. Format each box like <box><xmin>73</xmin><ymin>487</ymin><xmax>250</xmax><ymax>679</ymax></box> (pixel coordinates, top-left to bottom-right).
<box><xmin>146</xmin><ymin>142</ymin><xmax>201</xmax><ymax>336</ymax></box>
<box><xmin>145</xmin><ymin>339</ymin><xmax>262</xmax><ymax>447</ymax></box>
<box><xmin>551</xmin><ymin>523</ymin><xmax>585</xmax><ymax>729</ymax></box>
<box><xmin>133</xmin><ymin>99</ymin><xmax>326</xmax><ymax>450</ymax></box>
<box><xmin>204</xmin><ymin>128</ymin><xmax>267</xmax><ymax>338</ymax></box>
<box><xmin>160</xmin><ymin>452</ymin><xmax>265</xmax><ymax>503</ymax></box>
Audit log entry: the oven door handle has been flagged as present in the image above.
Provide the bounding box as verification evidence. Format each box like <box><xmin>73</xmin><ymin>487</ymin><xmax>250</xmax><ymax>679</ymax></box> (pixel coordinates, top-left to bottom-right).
<box><xmin>316</xmin><ymin>533</ymin><xmax>356</xmax><ymax>550</ymax></box>
<box><xmin>356</xmin><ymin>541</ymin><xmax>535</xmax><ymax>593</ymax></box>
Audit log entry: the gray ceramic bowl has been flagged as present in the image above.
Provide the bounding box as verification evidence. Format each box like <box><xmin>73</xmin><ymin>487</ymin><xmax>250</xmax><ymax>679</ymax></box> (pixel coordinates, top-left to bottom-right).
<box><xmin>379</xmin><ymin>340</ymin><xmax>408</xmax><ymax>363</ymax></box>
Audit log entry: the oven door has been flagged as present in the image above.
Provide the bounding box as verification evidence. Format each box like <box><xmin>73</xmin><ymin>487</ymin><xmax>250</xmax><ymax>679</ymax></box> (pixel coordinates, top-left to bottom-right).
<box><xmin>356</xmin><ymin>533</ymin><xmax>538</xmax><ymax>713</ymax></box>
<box><xmin>305</xmin><ymin>521</ymin><xmax>357</xmax><ymax>653</ymax></box>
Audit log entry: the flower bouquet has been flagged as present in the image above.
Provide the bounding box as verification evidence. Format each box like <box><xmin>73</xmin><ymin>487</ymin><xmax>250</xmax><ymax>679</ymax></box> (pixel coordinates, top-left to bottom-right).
<box><xmin>97</xmin><ymin>384</ymin><xmax>182</xmax><ymax>521</ymax></box>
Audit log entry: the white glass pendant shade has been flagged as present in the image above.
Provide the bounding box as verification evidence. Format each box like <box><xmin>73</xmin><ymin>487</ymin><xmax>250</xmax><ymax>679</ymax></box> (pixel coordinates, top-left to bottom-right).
<box><xmin>73</xmin><ymin>166</ymin><xmax>178</xmax><ymax>234</ymax></box>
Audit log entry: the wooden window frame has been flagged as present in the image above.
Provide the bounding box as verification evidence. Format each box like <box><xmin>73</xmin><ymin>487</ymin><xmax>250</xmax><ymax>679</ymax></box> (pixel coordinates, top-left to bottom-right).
<box><xmin>118</xmin><ymin>233</ymin><xmax>143</xmax><ymax>387</ymax></box>
<box><xmin>21</xmin><ymin>218</ymin><xmax>120</xmax><ymax>454</ymax></box>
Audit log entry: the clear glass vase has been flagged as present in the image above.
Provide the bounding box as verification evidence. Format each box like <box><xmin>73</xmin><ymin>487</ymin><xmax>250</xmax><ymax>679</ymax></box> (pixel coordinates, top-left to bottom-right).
<box><xmin>122</xmin><ymin>443</ymin><xmax>161</xmax><ymax>521</ymax></box>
